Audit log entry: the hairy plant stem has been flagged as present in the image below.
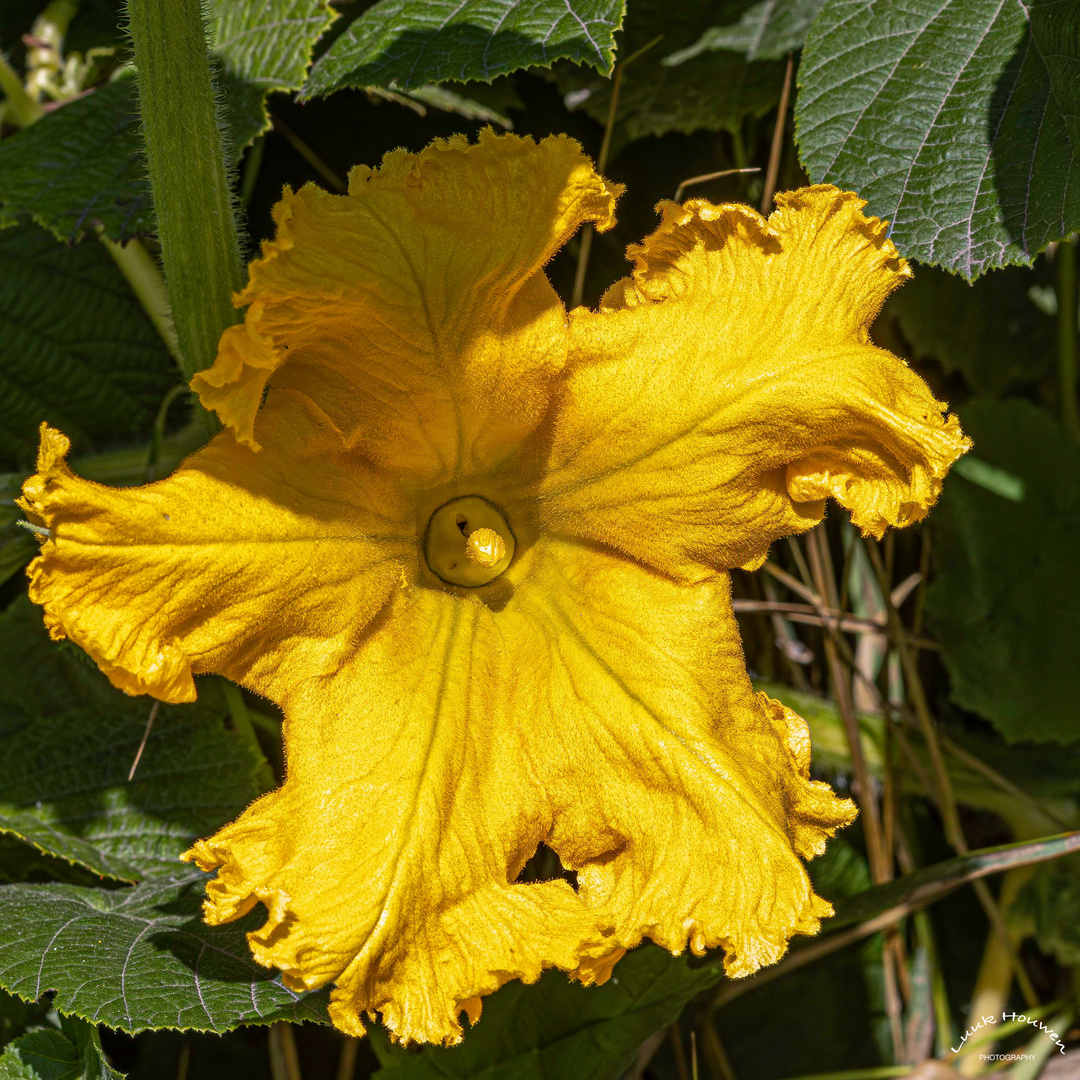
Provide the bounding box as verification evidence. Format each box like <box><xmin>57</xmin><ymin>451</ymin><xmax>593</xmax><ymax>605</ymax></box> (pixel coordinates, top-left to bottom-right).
<box><xmin>127</xmin><ymin>0</ymin><xmax>243</xmax><ymax>381</ymax></box>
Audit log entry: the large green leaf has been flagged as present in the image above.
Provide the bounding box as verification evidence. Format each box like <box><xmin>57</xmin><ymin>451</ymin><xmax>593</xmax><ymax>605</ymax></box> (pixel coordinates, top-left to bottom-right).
<box><xmin>796</xmin><ymin>0</ymin><xmax>1080</xmax><ymax>279</ymax></box>
<box><xmin>0</xmin><ymin>223</ymin><xmax>177</xmax><ymax>471</ymax></box>
<box><xmin>303</xmin><ymin>0</ymin><xmax>625</xmax><ymax>97</ymax></box>
<box><xmin>0</xmin><ymin>701</ymin><xmax>263</xmax><ymax>883</ymax></box>
<box><xmin>552</xmin><ymin>0</ymin><xmax>785</xmax><ymax>147</ymax></box>
<box><xmin>209</xmin><ymin>0</ymin><xmax>337</xmax><ymax>151</ymax></box>
<box><xmin>0</xmin><ymin>875</ymin><xmax>329</xmax><ymax>1033</ymax></box>
<box><xmin>664</xmin><ymin>0</ymin><xmax>825</xmax><ymax>64</ymax></box>
<box><xmin>0</xmin><ymin>0</ymin><xmax>334</xmax><ymax>243</ymax></box>
<box><xmin>0</xmin><ymin>597</ymin><xmax>262</xmax><ymax>882</ymax></box>
<box><xmin>925</xmin><ymin>399</ymin><xmax>1080</xmax><ymax>742</ymax></box>
<box><xmin>881</xmin><ymin>263</ymin><xmax>1054</xmax><ymax>395</ymax></box>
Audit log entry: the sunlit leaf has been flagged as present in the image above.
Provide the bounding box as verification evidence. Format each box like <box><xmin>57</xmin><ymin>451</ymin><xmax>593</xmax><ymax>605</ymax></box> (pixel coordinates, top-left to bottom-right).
<box><xmin>796</xmin><ymin>0</ymin><xmax>1080</xmax><ymax>279</ymax></box>
<box><xmin>304</xmin><ymin>0</ymin><xmax>625</xmax><ymax>96</ymax></box>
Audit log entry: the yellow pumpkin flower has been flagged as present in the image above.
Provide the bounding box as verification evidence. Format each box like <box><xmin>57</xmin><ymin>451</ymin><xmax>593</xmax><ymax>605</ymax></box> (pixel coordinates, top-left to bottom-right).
<box><xmin>18</xmin><ymin>131</ymin><xmax>969</xmax><ymax>1046</ymax></box>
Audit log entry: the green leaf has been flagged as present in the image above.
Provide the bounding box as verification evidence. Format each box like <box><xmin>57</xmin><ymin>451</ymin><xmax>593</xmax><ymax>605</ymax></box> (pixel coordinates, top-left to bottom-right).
<box><xmin>0</xmin><ymin>222</ymin><xmax>177</xmax><ymax>471</ymax></box>
<box><xmin>663</xmin><ymin>0</ymin><xmax>825</xmax><ymax>64</ymax></box>
<box><xmin>0</xmin><ymin>78</ymin><xmax>150</xmax><ymax>243</ymax></box>
<box><xmin>0</xmin><ymin>1028</ymin><xmax>84</xmax><ymax>1080</ymax></box>
<box><xmin>0</xmin><ymin>1</ymin><xmax>334</xmax><ymax>243</ymax></box>
<box><xmin>0</xmin><ymin>989</ymin><xmax>50</xmax><ymax>1053</ymax></box>
<box><xmin>795</xmin><ymin>0</ymin><xmax>1080</xmax><ymax>279</ymax></box>
<box><xmin>881</xmin><ymin>264</ymin><xmax>1054</xmax><ymax>396</ymax></box>
<box><xmin>304</xmin><ymin>0</ymin><xmax>625</xmax><ymax>96</ymax></box>
<box><xmin>1013</xmin><ymin>852</ymin><xmax>1080</xmax><ymax>966</ymax></box>
<box><xmin>0</xmin><ymin>1016</ymin><xmax>120</xmax><ymax>1080</ymax></box>
<box><xmin>209</xmin><ymin>0</ymin><xmax>338</xmax><ymax>151</ymax></box>
<box><xmin>925</xmin><ymin>399</ymin><xmax>1080</xmax><ymax>742</ymax></box>
<box><xmin>552</xmin><ymin>0</ymin><xmax>785</xmax><ymax>145</ymax></box>
<box><xmin>0</xmin><ymin>702</ymin><xmax>263</xmax><ymax>883</ymax></box>
<box><xmin>0</xmin><ymin>597</ymin><xmax>263</xmax><ymax>882</ymax></box>
<box><xmin>0</xmin><ymin>876</ymin><xmax>329</xmax><ymax>1033</ymax></box>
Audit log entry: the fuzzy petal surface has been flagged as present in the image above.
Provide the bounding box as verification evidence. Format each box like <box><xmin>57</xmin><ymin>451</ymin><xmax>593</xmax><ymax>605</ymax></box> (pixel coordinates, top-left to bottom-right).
<box><xmin>20</xmin><ymin>142</ymin><xmax>966</xmax><ymax>1047</ymax></box>
<box><xmin>193</xmin><ymin>129</ymin><xmax>622</xmax><ymax>480</ymax></box>
<box><xmin>535</xmin><ymin>187</ymin><xmax>971</xmax><ymax>580</ymax></box>
<box><xmin>18</xmin><ymin>391</ymin><xmax>410</xmax><ymax>702</ymax></box>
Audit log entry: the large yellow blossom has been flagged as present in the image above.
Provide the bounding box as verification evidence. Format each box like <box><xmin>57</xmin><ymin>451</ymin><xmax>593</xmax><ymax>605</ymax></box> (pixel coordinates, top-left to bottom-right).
<box><xmin>19</xmin><ymin>131</ymin><xmax>969</xmax><ymax>1045</ymax></box>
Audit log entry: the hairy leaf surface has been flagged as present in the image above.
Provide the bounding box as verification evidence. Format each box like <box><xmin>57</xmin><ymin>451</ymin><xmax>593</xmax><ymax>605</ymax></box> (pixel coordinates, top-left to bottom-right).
<box><xmin>796</xmin><ymin>0</ymin><xmax>1080</xmax><ymax>278</ymax></box>
<box><xmin>0</xmin><ymin>877</ymin><xmax>329</xmax><ymax>1033</ymax></box>
<box><xmin>664</xmin><ymin>0</ymin><xmax>825</xmax><ymax>63</ymax></box>
<box><xmin>0</xmin><ymin>598</ymin><xmax>263</xmax><ymax>881</ymax></box>
<box><xmin>304</xmin><ymin>0</ymin><xmax>625</xmax><ymax>96</ymax></box>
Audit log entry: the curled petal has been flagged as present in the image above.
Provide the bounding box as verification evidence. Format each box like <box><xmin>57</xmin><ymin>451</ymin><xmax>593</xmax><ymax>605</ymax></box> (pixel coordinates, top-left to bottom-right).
<box><xmin>506</xmin><ymin>540</ymin><xmax>857</xmax><ymax>975</ymax></box>
<box><xmin>190</xmin><ymin>308</ymin><xmax>284</xmax><ymax>451</ymax></box>
<box><xmin>535</xmin><ymin>186</ymin><xmax>970</xmax><ymax>579</ymax></box>
<box><xmin>192</xmin><ymin>130</ymin><xmax>623</xmax><ymax>480</ymax></box>
<box><xmin>18</xmin><ymin>391</ymin><xmax>409</xmax><ymax>702</ymax></box>
<box><xmin>184</xmin><ymin>588</ymin><xmax>611</xmax><ymax>1045</ymax></box>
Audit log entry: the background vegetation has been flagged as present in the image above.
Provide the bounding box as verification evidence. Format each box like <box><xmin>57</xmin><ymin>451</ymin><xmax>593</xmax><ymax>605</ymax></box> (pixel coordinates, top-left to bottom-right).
<box><xmin>0</xmin><ymin>1</ymin><xmax>1078</xmax><ymax>1078</ymax></box>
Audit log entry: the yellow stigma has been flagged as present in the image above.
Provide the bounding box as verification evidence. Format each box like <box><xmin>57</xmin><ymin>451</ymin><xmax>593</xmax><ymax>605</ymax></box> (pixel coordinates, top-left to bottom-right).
<box><xmin>464</xmin><ymin>528</ymin><xmax>505</xmax><ymax>568</ymax></box>
<box><xmin>424</xmin><ymin>496</ymin><xmax>515</xmax><ymax>587</ymax></box>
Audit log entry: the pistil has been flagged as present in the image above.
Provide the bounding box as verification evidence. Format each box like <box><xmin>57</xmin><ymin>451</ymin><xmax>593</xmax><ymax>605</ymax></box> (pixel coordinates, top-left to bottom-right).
<box><xmin>424</xmin><ymin>496</ymin><xmax>515</xmax><ymax>587</ymax></box>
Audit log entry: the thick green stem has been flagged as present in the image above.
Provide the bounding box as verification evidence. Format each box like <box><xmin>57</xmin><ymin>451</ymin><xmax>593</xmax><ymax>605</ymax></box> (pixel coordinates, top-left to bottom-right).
<box><xmin>99</xmin><ymin>233</ymin><xmax>183</xmax><ymax>369</ymax></box>
<box><xmin>1057</xmin><ymin>235</ymin><xmax>1079</xmax><ymax>443</ymax></box>
<box><xmin>0</xmin><ymin>54</ymin><xmax>43</xmax><ymax>126</ymax></box>
<box><xmin>127</xmin><ymin>0</ymin><xmax>243</xmax><ymax>381</ymax></box>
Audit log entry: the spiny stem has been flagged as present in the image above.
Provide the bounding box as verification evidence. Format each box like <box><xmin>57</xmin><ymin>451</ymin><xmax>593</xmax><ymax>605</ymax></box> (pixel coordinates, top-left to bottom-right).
<box><xmin>127</xmin><ymin>0</ymin><xmax>243</xmax><ymax>382</ymax></box>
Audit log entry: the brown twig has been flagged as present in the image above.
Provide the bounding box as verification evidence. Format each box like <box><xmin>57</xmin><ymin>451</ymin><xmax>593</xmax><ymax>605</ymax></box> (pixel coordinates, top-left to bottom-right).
<box><xmin>730</xmin><ymin>598</ymin><xmax>939</xmax><ymax>649</ymax></box>
<box><xmin>335</xmin><ymin>1037</ymin><xmax>359</xmax><ymax>1080</ymax></box>
<box><xmin>269</xmin><ymin>1023</ymin><xmax>302</xmax><ymax>1080</ymax></box>
<box><xmin>862</xmin><ymin>537</ymin><xmax>1039</xmax><ymax>1009</ymax></box>
<box><xmin>571</xmin><ymin>35</ymin><xmax>663</xmax><ymax>307</ymax></box>
<box><xmin>127</xmin><ymin>700</ymin><xmax>160</xmax><ymax>781</ymax></box>
<box><xmin>806</xmin><ymin>529</ymin><xmax>889</xmax><ymax>884</ymax></box>
<box><xmin>271</xmin><ymin>114</ymin><xmax>347</xmax><ymax>193</ymax></box>
<box><xmin>674</xmin><ymin>167</ymin><xmax>760</xmax><ymax>203</ymax></box>
<box><xmin>760</xmin><ymin>53</ymin><xmax>795</xmax><ymax>214</ymax></box>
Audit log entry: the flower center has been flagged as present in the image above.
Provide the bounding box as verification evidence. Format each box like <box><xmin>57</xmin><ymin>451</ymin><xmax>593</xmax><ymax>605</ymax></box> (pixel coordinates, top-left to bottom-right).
<box><xmin>423</xmin><ymin>496</ymin><xmax>515</xmax><ymax>587</ymax></box>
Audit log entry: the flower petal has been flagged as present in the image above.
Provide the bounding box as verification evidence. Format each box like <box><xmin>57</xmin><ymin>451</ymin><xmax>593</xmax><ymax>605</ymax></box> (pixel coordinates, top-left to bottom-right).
<box><xmin>507</xmin><ymin>539</ymin><xmax>856</xmax><ymax>974</ymax></box>
<box><xmin>183</xmin><ymin>586</ymin><xmax>610</xmax><ymax>1045</ymax></box>
<box><xmin>194</xmin><ymin>130</ymin><xmax>622</xmax><ymax>480</ymax></box>
<box><xmin>18</xmin><ymin>390</ymin><xmax>409</xmax><ymax>702</ymax></box>
<box><xmin>534</xmin><ymin>187</ymin><xmax>970</xmax><ymax>580</ymax></box>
